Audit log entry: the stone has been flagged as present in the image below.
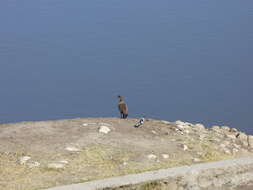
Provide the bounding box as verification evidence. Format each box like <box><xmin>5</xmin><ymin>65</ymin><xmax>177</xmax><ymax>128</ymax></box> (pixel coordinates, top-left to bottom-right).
<box><xmin>65</xmin><ymin>146</ymin><xmax>80</xmax><ymax>152</ymax></box>
<box><xmin>59</xmin><ymin>160</ymin><xmax>68</xmax><ymax>164</ymax></box>
<box><xmin>185</xmin><ymin>122</ymin><xmax>194</xmax><ymax>127</ymax></box>
<box><xmin>230</xmin><ymin>128</ymin><xmax>238</xmax><ymax>133</ymax></box>
<box><xmin>47</xmin><ymin>163</ymin><xmax>65</xmax><ymax>169</ymax></box>
<box><xmin>211</xmin><ymin>125</ymin><xmax>220</xmax><ymax>132</ymax></box>
<box><xmin>193</xmin><ymin>158</ymin><xmax>201</xmax><ymax>163</ymax></box>
<box><xmin>82</xmin><ymin>123</ymin><xmax>88</xmax><ymax>126</ymax></box>
<box><xmin>248</xmin><ymin>135</ymin><xmax>253</xmax><ymax>148</ymax></box>
<box><xmin>162</xmin><ymin>154</ymin><xmax>169</xmax><ymax>159</ymax></box>
<box><xmin>181</xmin><ymin>144</ymin><xmax>188</xmax><ymax>151</ymax></box>
<box><xmin>221</xmin><ymin>126</ymin><xmax>230</xmax><ymax>131</ymax></box>
<box><xmin>27</xmin><ymin>161</ymin><xmax>40</xmax><ymax>168</ymax></box>
<box><xmin>233</xmin><ymin>143</ymin><xmax>241</xmax><ymax>149</ymax></box>
<box><xmin>225</xmin><ymin>134</ymin><xmax>236</xmax><ymax>139</ymax></box>
<box><xmin>223</xmin><ymin>148</ymin><xmax>231</xmax><ymax>155</ymax></box>
<box><xmin>194</xmin><ymin>123</ymin><xmax>205</xmax><ymax>130</ymax></box>
<box><xmin>177</xmin><ymin>125</ymin><xmax>186</xmax><ymax>130</ymax></box>
<box><xmin>175</xmin><ymin>120</ymin><xmax>185</xmax><ymax>126</ymax></box>
<box><xmin>98</xmin><ymin>126</ymin><xmax>111</xmax><ymax>134</ymax></box>
<box><xmin>198</xmin><ymin>134</ymin><xmax>206</xmax><ymax>140</ymax></box>
<box><xmin>237</xmin><ymin>132</ymin><xmax>248</xmax><ymax>147</ymax></box>
<box><xmin>208</xmin><ymin>138</ymin><xmax>220</xmax><ymax>143</ymax></box>
<box><xmin>18</xmin><ymin>156</ymin><xmax>31</xmax><ymax>164</ymax></box>
<box><xmin>232</xmin><ymin>148</ymin><xmax>239</xmax><ymax>154</ymax></box>
<box><xmin>147</xmin><ymin>154</ymin><xmax>157</xmax><ymax>160</ymax></box>
<box><xmin>161</xmin><ymin>120</ymin><xmax>170</xmax><ymax>125</ymax></box>
<box><xmin>167</xmin><ymin>181</ymin><xmax>178</xmax><ymax>190</ymax></box>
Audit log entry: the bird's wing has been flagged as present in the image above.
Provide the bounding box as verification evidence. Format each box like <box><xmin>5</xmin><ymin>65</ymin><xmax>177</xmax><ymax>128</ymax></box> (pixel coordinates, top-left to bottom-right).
<box><xmin>118</xmin><ymin>102</ymin><xmax>128</xmax><ymax>114</ymax></box>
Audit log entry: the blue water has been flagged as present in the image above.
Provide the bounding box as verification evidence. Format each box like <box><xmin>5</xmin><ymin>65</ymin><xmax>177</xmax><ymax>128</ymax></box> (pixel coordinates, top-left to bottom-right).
<box><xmin>0</xmin><ymin>0</ymin><xmax>253</xmax><ymax>134</ymax></box>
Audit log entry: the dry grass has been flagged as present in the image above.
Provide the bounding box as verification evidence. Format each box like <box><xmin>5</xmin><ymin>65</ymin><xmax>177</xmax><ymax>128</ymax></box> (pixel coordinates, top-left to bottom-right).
<box><xmin>0</xmin><ymin>142</ymin><xmax>234</xmax><ymax>190</ymax></box>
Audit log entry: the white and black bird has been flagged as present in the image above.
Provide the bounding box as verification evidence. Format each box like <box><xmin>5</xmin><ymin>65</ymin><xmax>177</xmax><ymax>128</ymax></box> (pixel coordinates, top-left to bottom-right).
<box><xmin>134</xmin><ymin>118</ymin><xmax>145</xmax><ymax>128</ymax></box>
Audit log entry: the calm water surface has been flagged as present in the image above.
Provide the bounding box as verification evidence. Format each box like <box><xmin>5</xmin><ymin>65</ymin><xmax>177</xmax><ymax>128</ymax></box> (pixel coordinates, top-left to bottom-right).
<box><xmin>0</xmin><ymin>1</ymin><xmax>253</xmax><ymax>134</ymax></box>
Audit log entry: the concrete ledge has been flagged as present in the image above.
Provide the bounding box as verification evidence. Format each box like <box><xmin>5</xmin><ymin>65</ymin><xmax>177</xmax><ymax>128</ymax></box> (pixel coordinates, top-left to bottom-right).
<box><xmin>43</xmin><ymin>157</ymin><xmax>253</xmax><ymax>190</ymax></box>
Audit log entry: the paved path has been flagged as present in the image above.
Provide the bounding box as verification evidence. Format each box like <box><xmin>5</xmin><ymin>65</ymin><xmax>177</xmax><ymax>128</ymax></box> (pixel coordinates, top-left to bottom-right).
<box><xmin>43</xmin><ymin>157</ymin><xmax>253</xmax><ymax>190</ymax></box>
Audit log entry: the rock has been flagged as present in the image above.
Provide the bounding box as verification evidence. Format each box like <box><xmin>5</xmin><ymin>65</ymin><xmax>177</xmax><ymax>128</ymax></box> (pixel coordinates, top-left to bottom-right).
<box><xmin>27</xmin><ymin>161</ymin><xmax>40</xmax><ymax>168</ymax></box>
<box><xmin>223</xmin><ymin>148</ymin><xmax>231</xmax><ymax>155</ymax></box>
<box><xmin>193</xmin><ymin>158</ymin><xmax>201</xmax><ymax>163</ymax></box>
<box><xmin>18</xmin><ymin>156</ymin><xmax>31</xmax><ymax>164</ymax></box>
<box><xmin>65</xmin><ymin>146</ymin><xmax>80</xmax><ymax>152</ymax></box>
<box><xmin>236</xmin><ymin>132</ymin><xmax>248</xmax><ymax>147</ymax></box>
<box><xmin>221</xmin><ymin>126</ymin><xmax>230</xmax><ymax>131</ymax></box>
<box><xmin>211</xmin><ymin>125</ymin><xmax>220</xmax><ymax>132</ymax></box>
<box><xmin>198</xmin><ymin>134</ymin><xmax>206</xmax><ymax>140</ymax></box>
<box><xmin>47</xmin><ymin>163</ymin><xmax>65</xmax><ymax>169</ymax></box>
<box><xmin>82</xmin><ymin>123</ymin><xmax>88</xmax><ymax>126</ymax></box>
<box><xmin>162</xmin><ymin>154</ymin><xmax>169</xmax><ymax>159</ymax></box>
<box><xmin>151</xmin><ymin>130</ymin><xmax>157</xmax><ymax>135</ymax></box>
<box><xmin>177</xmin><ymin>125</ymin><xmax>186</xmax><ymax>130</ymax></box>
<box><xmin>225</xmin><ymin>134</ymin><xmax>236</xmax><ymax>139</ymax></box>
<box><xmin>194</xmin><ymin>123</ymin><xmax>205</xmax><ymax>130</ymax></box>
<box><xmin>208</xmin><ymin>138</ymin><xmax>221</xmax><ymax>143</ymax></box>
<box><xmin>233</xmin><ymin>143</ymin><xmax>241</xmax><ymax>149</ymax></box>
<box><xmin>184</xmin><ymin>130</ymin><xmax>190</xmax><ymax>134</ymax></box>
<box><xmin>59</xmin><ymin>160</ymin><xmax>68</xmax><ymax>164</ymax></box>
<box><xmin>248</xmin><ymin>135</ymin><xmax>253</xmax><ymax>148</ymax></box>
<box><xmin>232</xmin><ymin>148</ymin><xmax>239</xmax><ymax>155</ymax></box>
<box><xmin>167</xmin><ymin>181</ymin><xmax>178</xmax><ymax>190</ymax></box>
<box><xmin>98</xmin><ymin>126</ymin><xmax>111</xmax><ymax>134</ymax></box>
<box><xmin>161</xmin><ymin>120</ymin><xmax>170</xmax><ymax>125</ymax></box>
<box><xmin>185</xmin><ymin>122</ymin><xmax>194</xmax><ymax>127</ymax></box>
<box><xmin>230</xmin><ymin>128</ymin><xmax>238</xmax><ymax>133</ymax></box>
<box><xmin>175</xmin><ymin>120</ymin><xmax>185</xmax><ymax>126</ymax></box>
<box><xmin>181</xmin><ymin>144</ymin><xmax>188</xmax><ymax>151</ymax></box>
<box><xmin>147</xmin><ymin>154</ymin><xmax>157</xmax><ymax>160</ymax></box>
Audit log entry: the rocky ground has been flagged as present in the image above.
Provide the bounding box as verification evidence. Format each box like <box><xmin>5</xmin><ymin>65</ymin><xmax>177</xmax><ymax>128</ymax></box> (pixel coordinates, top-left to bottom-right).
<box><xmin>0</xmin><ymin>117</ymin><xmax>253</xmax><ymax>190</ymax></box>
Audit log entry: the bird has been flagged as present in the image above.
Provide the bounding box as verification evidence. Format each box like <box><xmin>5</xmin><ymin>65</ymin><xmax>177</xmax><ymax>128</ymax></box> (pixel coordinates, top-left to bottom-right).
<box><xmin>134</xmin><ymin>118</ymin><xmax>145</xmax><ymax>128</ymax></box>
<box><xmin>118</xmin><ymin>95</ymin><xmax>128</xmax><ymax>119</ymax></box>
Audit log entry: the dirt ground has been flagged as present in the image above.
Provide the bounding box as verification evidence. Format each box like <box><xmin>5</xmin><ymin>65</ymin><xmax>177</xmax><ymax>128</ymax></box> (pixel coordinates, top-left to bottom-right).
<box><xmin>0</xmin><ymin>117</ymin><xmax>252</xmax><ymax>190</ymax></box>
